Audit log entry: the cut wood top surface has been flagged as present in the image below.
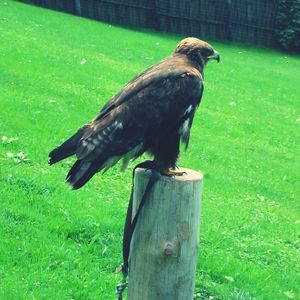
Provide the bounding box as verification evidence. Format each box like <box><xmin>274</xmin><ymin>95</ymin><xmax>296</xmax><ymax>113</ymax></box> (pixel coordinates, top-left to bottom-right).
<box><xmin>135</xmin><ymin>167</ymin><xmax>203</xmax><ymax>182</ymax></box>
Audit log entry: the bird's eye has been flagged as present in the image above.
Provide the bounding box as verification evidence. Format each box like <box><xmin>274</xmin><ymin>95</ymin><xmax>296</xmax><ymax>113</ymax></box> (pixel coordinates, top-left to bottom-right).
<box><xmin>207</xmin><ymin>49</ymin><xmax>214</xmax><ymax>56</ymax></box>
<box><xmin>202</xmin><ymin>49</ymin><xmax>213</xmax><ymax>57</ymax></box>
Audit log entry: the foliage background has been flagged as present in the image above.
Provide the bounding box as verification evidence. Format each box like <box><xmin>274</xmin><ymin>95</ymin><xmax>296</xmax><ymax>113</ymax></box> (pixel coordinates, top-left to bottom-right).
<box><xmin>276</xmin><ymin>0</ymin><xmax>300</xmax><ymax>51</ymax></box>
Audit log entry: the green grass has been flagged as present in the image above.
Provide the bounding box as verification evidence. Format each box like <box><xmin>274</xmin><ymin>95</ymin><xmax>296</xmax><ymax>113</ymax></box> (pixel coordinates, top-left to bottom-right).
<box><xmin>0</xmin><ymin>1</ymin><xmax>300</xmax><ymax>299</ymax></box>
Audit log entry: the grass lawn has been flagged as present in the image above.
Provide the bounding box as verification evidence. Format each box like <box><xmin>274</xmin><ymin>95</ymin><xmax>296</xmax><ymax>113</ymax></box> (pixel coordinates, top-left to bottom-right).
<box><xmin>0</xmin><ymin>1</ymin><xmax>300</xmax><ymax>299</ymax></box>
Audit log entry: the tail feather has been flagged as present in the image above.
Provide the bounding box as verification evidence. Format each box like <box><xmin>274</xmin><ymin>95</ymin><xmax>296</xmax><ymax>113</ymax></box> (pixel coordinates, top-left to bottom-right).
<box><xmin>66</xmin><ymin>159</ymin><xmax>106</xmax><ymax>189</ymax></box>
<box><xmin>49</xmin><ymin>122</ymin><xmax>126</xmax><ymax>189</ymax></box>
<box><xmin>49</xmin><ymin>128</ymin><xmax>85</xmax><ymax>165</ymax></box>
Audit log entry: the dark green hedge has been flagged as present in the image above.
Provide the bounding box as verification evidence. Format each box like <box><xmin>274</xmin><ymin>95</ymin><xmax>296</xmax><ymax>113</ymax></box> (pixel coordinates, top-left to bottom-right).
<box><xmin>276</xmin><ymin>0</ymin><xmax>300</xmax><ymax>52</ymax></box>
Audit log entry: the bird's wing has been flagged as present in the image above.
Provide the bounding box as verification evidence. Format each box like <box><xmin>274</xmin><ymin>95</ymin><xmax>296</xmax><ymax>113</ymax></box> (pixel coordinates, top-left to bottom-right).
<box><xmin>96</xmin><ymin>55</ymin><xmax>196</xmax><ymax>120</ymax></box>
<box><xmin>96</xmin><ymin>59</ymin><xmax>168</xmax><ymax>119</ymax></box>
<box><xmin>51</xmin><ymin>61</ymin><xmax>203</xmax><ymax>189</ymax></box>
<box><xmin>75</xmin><ymin>66</ymin><xmax>203</xmax><ymax>164</ymax></box>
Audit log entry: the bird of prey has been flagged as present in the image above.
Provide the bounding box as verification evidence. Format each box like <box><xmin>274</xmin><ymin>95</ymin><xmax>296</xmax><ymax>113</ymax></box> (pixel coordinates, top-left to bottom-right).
<box><xmin>49</xmin><ymin>37</ymin><xmax>220</xmax><ymax>189</ymax></box>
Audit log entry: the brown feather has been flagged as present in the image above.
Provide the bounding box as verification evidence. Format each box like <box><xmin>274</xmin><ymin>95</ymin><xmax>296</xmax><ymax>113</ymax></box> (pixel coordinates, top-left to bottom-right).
<box><xmin>49</xmin><ymin>37</ymin><xmax>219</xmax><ymax>188</ymax></box>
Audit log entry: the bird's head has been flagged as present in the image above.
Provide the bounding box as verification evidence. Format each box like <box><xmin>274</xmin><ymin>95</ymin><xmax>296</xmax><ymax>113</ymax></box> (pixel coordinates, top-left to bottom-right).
<box><xmin>175</xmin><ymin>37</ymin><xmax>220</xmax><ymax>68</ymax></box>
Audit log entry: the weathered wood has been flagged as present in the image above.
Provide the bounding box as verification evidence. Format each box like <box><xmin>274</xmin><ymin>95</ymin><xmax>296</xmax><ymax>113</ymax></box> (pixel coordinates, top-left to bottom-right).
<box><xmin>128</xmin><ymin>167</ymin><xmax>203</xmax><ymax>300</ymax></box>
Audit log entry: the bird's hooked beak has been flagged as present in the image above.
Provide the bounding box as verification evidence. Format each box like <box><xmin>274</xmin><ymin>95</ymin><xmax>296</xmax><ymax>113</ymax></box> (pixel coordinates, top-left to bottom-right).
<box><xmin>208</xmin><ymin>51</ymin><xmax>220</xmax><ymax>63</ymax></box>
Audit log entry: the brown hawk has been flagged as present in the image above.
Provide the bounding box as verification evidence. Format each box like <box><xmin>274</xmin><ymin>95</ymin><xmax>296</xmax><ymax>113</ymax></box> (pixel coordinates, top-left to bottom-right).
<box><xmin>49</xmin><ymin>37</ymin><xmax>220</xmax><ymax>189</ymax></box>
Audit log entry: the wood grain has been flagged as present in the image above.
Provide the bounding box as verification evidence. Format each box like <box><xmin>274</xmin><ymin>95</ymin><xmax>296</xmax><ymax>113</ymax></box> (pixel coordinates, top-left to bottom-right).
<box><xmin>128</xmin><ymin>167</ymin><xmax>203</xmax><ymax>300</ymax></box>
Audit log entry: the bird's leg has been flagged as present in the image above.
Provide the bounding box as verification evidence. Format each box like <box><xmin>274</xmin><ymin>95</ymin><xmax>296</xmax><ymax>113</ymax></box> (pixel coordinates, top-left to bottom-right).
<box><xmin>155</xmin><ymin>161</ymin><xmax>187</xmax><ymax>177</ymax></box>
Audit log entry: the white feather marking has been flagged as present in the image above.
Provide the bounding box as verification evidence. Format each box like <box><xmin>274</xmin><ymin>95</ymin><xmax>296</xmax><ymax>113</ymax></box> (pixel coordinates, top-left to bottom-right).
<box><xmin>185</xmin><ymin>105</ymin><xmax>193</xmax><ymax>115</ymax></box>
<box><xmin>113</xmin><ymin>120</ymin><xmax>123</xmax><ymax>129</ymax></box>
<box><xmin>87</xmin><ymin>143</ymin><xmax>95</xmax><ymax>151</ymax></box>
<box><xmin>82</xmin><ymin>141</ymin><xmax>88</xmax><ymax>147</ymax></box>
<box><xmin>179</xmin><ymin>118</ymin><xmax>190</xmax><ymax>136</ymax></box>
<box><xmin>92</xmin><ymin>138</ymin><xmax>100</xmax><ymax>145</ymax></box>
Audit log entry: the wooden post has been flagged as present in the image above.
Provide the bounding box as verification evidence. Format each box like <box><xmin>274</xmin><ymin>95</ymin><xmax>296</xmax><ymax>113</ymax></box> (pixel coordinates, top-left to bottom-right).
<box><xmin>128</xmin><ymin>167</ymin><xmax>203</xmax><ymax>300</ymax></box>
